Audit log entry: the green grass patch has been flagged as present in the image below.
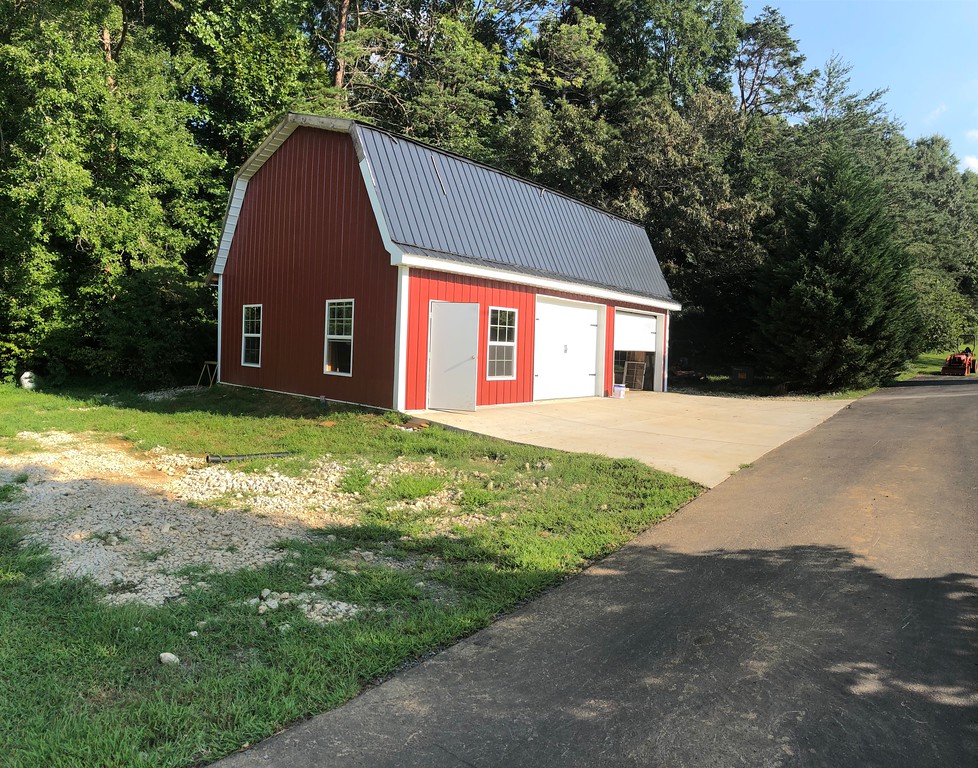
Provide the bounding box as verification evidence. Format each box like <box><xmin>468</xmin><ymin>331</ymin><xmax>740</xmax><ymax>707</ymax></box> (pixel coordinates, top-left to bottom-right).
<box><xmin>0</xmin><ymin>382</ymin><xmax>700</xmax><ymax>767</ymax></box>
<box><xmin>908</xmin><ymin>349</ymin><xmax>957</xmax><ymax>377</ymax></box>
<box><xmin>382</xmin><ymin>473</ymin><xmax>444</xmax><ymax>501</ymax></box>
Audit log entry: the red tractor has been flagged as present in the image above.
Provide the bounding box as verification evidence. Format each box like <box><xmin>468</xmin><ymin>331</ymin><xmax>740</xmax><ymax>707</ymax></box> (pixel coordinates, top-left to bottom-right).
<box><xmin>940</xmin><ymin>348</ymin><xmax>977</xmax><ymax>376</ymax></box>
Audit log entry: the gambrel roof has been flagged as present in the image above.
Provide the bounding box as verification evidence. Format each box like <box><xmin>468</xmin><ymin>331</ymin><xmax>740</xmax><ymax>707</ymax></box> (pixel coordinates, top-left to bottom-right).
<box><xmin>211</xmin><ymin>114</ymin><xmax>678</xmax><ymax>309</ymax></box>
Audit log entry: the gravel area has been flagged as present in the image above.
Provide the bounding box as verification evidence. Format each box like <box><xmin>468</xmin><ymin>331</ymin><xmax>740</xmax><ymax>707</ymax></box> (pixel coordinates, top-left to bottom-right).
<box><xmin>0</xmin><ymin>431</ymin><xmax>369</xmax><ymax>607</ymax></box>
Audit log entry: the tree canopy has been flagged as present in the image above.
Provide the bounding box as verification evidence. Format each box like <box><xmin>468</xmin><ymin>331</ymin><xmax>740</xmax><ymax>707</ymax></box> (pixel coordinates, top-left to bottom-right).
<box><xmin>1</xmin><ymin>0</ymin><xmax>975</xmax><ymax>389</ymax></box>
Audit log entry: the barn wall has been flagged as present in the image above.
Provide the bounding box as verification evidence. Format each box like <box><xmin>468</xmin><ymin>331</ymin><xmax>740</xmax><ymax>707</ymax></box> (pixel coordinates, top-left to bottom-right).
<box><xmin>405</xmin><ymin>269</ymin><xmax>668</xmax><ymax>409</ymax></box>
<box><xmin>220</xmin><ymin>128</ymin><xmax>398</xmax><ymax>408</ymax></box>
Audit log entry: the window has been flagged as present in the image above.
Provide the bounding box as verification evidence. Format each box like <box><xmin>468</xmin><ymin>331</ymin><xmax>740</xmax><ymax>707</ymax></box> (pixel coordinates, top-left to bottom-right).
<box><xmin>241</xmin><ymin>304</ymin><xmax>262</xmax><ymax>367</ymax></box>
<box><xmin>324</xmin><ymin>299</ymin><xmax>354</xmax><ymax>375</ymax></box>
<box><xmin>487</xmin><ymin>307</ymin><xmax>517</xmax><ymax>380</ymax></box>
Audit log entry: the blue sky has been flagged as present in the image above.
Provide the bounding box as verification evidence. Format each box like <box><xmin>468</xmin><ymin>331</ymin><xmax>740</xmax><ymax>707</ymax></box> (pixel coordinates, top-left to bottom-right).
<box><xmin>742</xmin><ymin>0</ymin><xmax>978</xmax><ymax>171</ymax></box>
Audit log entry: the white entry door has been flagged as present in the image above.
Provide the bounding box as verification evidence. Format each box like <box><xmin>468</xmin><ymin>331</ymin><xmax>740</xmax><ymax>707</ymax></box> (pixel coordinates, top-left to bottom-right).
<box><xmin>428</xmin><ymin>302</ymin><xmax>479</xmax><ymax>411</ymax></box>
<box><xmin>534</xmin><ymin>297</ymin><xmax>601</xmax><ymax>400</ymax></box>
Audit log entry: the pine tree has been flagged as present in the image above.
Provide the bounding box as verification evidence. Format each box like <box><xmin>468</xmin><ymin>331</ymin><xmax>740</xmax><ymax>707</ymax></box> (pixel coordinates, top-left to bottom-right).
<box><xmin>753</xmin><ymin>146</ymin><xmax>920</xmax><ymax>390</ymax></box>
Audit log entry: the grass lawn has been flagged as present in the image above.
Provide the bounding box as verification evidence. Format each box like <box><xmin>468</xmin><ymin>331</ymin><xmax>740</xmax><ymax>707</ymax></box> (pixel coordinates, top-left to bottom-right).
<box><xmin>0</xmin><ymin>383</ymin><xmax>700</xmax><ymax>767</ymax></box>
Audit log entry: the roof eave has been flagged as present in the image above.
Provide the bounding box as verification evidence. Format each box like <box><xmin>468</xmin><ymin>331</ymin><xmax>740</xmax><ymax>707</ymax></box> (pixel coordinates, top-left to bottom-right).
<box><xmin>394</xmin><ymin>250</ymin><xmax>681</xmax><ymax>312</ymax></box>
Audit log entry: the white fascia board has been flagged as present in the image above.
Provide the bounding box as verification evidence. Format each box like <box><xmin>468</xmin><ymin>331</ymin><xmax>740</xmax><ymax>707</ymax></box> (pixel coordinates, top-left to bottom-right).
<box><xmin>216</xmin><ymin>275</ymin><xmax>223</xmax><ymax>383</ymax></box>
<box><xmin>353</xmin><ymin>136</ymin><xmax>405</xmax><ymax>262</ymax></box>
<box><xmin>395</xmin><ymin>253</ymin><xmax>682</xmax><ymax>313</ymax></box>
<box><xmin>392</xmin><ymin>265</ymin><xmax>410</xmax><ymax>412</ymax></box>
<box><xmin>209</xmin><ymin>115</ymin><xmax>356</xmax><ymax>281</ymax></box>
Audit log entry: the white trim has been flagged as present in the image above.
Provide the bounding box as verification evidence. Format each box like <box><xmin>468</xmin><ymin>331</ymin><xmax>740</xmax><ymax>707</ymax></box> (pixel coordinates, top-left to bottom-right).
<box><xmin>397</xmin><ymin>254</ymin><xmax>681</xmax><ymax>312</ymax></box>
<box><xmin>486</xmin><ymin>306</ymin><xmax>518</xmax><ymax>381</ymax></box>
<box><xmin>357</xmin><ymin>155</ymin><xmax>404</xmax><ymax>261</ymax></box>
<box><xmin>324</xmin><ymin>298</ymin><xmax>355</xmax><ymax>377</ymax></box>
<box><xmin>241</xmin><ymin>304</ymin><xmax>262</xmax><ymax>368</ymax></box>
<box><xmin>393</xmin><ymin>266</ymin><xmax>410</xmax><ymax>411</ymax></box>
<box><xmin>216</xmin><ymin>275</ymin><xmax>224</xmax><ymax>383</ymax></box>
<box><xmin>661</xmin><ymin>313</ymin><xmax>670</xmax><ymax>392</ymax></box>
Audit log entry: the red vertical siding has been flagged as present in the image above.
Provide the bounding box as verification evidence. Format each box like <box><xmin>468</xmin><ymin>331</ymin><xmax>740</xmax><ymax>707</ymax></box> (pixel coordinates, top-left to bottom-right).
<box><xmin>220</xmin><ymin>128</ymin><xmax>397</xmax><ymax>408</ymax></box>
<box><xmin>405</xmin><ymin>269</ymin><xmax>669</xmax><ymax>409</ymax></box>
<box><xmin>405</xmin><ymin>271</ymin><xmax>537</xmax><ymax>409</ymax></box>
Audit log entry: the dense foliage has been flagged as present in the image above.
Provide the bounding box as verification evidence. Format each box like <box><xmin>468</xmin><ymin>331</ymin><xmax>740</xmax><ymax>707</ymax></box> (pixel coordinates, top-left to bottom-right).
<box><xmin>754</xmin><ymin>147</ymin><xmax>919</xmax><ymax>389</ymax></box>
<box><xmin>2</xmin><ymin>0</ymin><xmax>976</xmax><ymax>389</ymax></box>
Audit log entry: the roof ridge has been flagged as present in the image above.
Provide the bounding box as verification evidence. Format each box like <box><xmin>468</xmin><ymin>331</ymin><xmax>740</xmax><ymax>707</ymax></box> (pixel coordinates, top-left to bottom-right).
<box><xmin>286</xmin><ymin>113</ymin><xmax>648</xmax><ymax>232</ymax></box>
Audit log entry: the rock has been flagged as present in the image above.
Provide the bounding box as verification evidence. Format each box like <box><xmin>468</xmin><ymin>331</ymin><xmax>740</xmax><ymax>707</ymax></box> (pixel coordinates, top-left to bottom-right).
<box><xmin>188</xmin><ymin>631</ymin><xmax>198</xmax><ymax>638</ymax></box>
<box><xmin>257</xmin><ymin>604</ymin><xmax>268</xmax><ymax>615</ymax></box>
<box><xmin>265</xmin><ymin>598</ymin><xmax>279</xmax><ymax>610</ymax></box>
<box><xmin>260</xmin><ymin>588</ymin><xmax>271</xmax><ymax>599</ymax></box>
<box><xmin>326</xmin><ymin>534</ymin><xmax>337</xmax><ymax>542</ymax></box>
<box><xmin>161</xmin><ymin>524</ymin><xmax>171</xmax><ymax>534</ymax></box>
<box><xmin>159</xmin><ymin>652</ymin><xmax>180</xmax><ymax>665</ymax></box>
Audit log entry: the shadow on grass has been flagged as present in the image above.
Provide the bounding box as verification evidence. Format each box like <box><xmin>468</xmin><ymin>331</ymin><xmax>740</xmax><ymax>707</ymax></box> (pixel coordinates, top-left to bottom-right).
<box><xmin>34</xmin><ymin>380</ymin><xmax>363</xmax><ymax>421</ymax></box>
<box><xmin>227</xmin><ymin>542</ymin><xmax>978</xmax><ymax>768</ymax></box>
<box><xmin>0</xmin><ymin>453</ymin><xmax>692</xmax><ymax>767</ymax></box>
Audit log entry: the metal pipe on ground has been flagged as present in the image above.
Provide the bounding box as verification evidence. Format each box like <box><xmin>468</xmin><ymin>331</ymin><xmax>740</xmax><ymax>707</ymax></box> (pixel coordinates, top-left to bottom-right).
<box><xmin>205</xmin><ymin>452</ymin><xmax>292</xmax><ymax>463</ymax></box>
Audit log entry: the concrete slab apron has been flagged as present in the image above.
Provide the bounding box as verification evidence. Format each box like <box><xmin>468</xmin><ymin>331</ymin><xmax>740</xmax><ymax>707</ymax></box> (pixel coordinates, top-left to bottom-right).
<box><xmin>418</xmin><ymin>392</ymin><xmax>852</xmax><ymax>487</ymax></box>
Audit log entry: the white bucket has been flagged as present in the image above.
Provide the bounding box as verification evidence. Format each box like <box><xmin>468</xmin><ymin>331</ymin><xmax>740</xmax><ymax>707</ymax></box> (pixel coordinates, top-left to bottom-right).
<box><xmin>612</xmin><ymin>384</ymin><xmax>625</xmax><ymax>398</ymax></box>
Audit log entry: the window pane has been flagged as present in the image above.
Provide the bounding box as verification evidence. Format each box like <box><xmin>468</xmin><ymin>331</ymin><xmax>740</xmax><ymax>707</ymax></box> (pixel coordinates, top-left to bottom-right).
<box><xmin>243</xmin><ymin>305</ymin><xmax>261</xmax><ymax>335</ymax></box>
<box><xmin>243</xmin><ymin>336</ymin><xmax>261</xmax><ymax>365</ymax></box>
<box><xmin>327</xmin><ymin>301</ymin><xmax>353</xmax><ymax>337</ymax></box>
<box><xmin>488</xmin><ymin>343</ymin><xmax>514</xmax><ymax>378</ymax></box>
<box><xmin>326</xmin><ymin>339</ymin><xmax>352</xmax><ymax>374</ymax></box>
<box><xmin>489</xmin><ymin>309</ymin><xmax>516</xmax><ymax>343</ymax></box>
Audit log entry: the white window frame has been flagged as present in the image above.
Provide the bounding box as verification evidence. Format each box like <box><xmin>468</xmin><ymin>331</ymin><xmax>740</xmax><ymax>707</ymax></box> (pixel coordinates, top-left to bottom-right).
<box><xmin>324</xmin><ymin>298</ymin><xmax>355</xmax><ymax>377</ymax></box>
<box><xmin>241</xmin><ymin>304</ymin><xmax>262</xmax><ymax>367</ymax></box>
<box><xmin>486</xmin><ymin>306</ymin><xmax>518</xmax><ymax>381</ymax></box>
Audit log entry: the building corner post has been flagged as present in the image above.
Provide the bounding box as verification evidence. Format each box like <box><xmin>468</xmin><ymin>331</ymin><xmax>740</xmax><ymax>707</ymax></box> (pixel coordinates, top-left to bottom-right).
<box><xmin>392</xmin><ymin>266</ymin><xmax>410</xmax><ymax>411</ymax></box>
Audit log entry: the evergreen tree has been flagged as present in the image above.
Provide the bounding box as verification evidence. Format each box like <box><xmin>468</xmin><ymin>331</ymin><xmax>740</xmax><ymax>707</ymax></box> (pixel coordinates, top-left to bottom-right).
<box><xmin>753</xmin><ymin>147</ymin><xmax>919</xmax><ymax>390</ymax></box>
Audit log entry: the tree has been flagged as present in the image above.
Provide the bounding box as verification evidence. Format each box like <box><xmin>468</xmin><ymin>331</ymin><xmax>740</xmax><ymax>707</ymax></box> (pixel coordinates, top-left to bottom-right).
<box><xmin>0</xmin><ymin>0</ymin><xmax>221</xmax><ymax>382</ymax></box>
<box><xmin>753</xmin><ymin>147</ymin><xmax>919</xmax><ymax>390</ymax></box>
<box><xmin>565</xmin><ymin>0</ymin><xmax>741</xmax><ymax>106</ymax></box>
<box><xmin>733</xmin><ymin>5</ymin><xmax>817</xmax><ymax>117</ymax></box>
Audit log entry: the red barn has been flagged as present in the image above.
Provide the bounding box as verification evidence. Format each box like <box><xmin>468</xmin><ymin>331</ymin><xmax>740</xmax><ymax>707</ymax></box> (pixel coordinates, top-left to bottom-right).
<box><xmin>209</xmin><ymin>114</ymin><xmax>680</xmax><ymax>411</ymax></box>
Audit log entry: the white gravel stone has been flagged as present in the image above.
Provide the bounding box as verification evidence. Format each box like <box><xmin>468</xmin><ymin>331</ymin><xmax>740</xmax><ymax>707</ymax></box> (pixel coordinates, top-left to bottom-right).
<box><xmin>159</xmin><ymin>652</ymin><xmax>180</xmax><ymax>665</ymax></box>
<box><xmin>0</xmin><ymin>430</ymin><xmax>468</xmax><ymax>609</ymax></box>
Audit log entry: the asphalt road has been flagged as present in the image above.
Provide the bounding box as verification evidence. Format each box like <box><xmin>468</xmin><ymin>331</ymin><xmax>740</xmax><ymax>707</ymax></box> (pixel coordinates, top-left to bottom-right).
<box><xmin>218</xmin><ymin>376</ymin><xmax>978</xmax><ymax>768</ymax></box>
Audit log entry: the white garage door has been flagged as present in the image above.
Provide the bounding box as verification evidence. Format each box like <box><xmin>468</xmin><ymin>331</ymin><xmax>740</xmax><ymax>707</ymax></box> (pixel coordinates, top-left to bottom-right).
<box><xmin>534</xmin><ymin>297</ymin><xmax>601</xmax><ymax>400</ymax></box>
<box><xmin>614</xmin><ymin>311</ymin><xmax>656</xmax><ymax>352</ymax></box>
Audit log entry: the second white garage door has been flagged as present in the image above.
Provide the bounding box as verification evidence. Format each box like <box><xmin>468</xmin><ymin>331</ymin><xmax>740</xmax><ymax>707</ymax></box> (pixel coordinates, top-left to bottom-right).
<box><xmin>534</xmin><ymin>297</ymin><xmax>601</xmax><ymax>400</ymax></box>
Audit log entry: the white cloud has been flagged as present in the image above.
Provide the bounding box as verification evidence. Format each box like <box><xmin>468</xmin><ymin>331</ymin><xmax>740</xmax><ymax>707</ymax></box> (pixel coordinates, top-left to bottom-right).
<box><xmin>967</xmin><ymin>129</ymin><xmax>978</xmax><ymax>141</ymax></box>
<box><xmin>964</xmin><ymin>155</ymin><xmax>978</xmax><ymax>172</ymax></box>
<box><xmin>925</xmin><ymin>103</ymin><xmax>948</xmax><ymax>123</ymax></box>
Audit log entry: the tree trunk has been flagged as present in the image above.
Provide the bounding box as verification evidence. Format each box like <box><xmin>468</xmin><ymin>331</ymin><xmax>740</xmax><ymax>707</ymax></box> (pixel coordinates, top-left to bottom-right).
<box><xmin>334</xmin><ymin>0</ymin><xmax>351</xmax><ymax>91</ymax></box>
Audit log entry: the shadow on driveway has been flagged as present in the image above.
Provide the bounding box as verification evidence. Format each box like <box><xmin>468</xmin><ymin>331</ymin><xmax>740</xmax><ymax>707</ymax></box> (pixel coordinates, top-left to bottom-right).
<box><xmin>218</xmin><ymin>541</ymin><xmax>978</xmax><ymax>768</ymax></box>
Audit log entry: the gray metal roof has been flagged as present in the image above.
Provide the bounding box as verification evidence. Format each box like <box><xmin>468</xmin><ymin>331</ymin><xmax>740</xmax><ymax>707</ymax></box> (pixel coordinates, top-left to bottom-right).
<box><xmin>355</xmin><ymin>125</ymin><xmax>674</xmax><ymax>303</ymax></box>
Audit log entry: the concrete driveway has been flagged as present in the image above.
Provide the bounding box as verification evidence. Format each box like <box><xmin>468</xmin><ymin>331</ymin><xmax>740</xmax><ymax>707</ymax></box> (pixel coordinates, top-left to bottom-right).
<box><xmin>418</xmin><ymin>391</ymin><xmax>853</xmax><ymax>487</ymax></box>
